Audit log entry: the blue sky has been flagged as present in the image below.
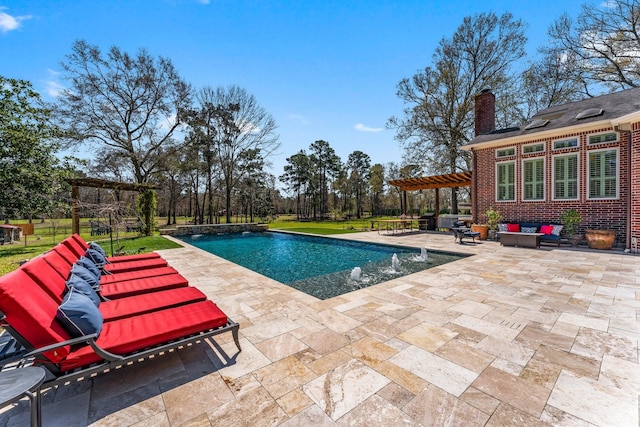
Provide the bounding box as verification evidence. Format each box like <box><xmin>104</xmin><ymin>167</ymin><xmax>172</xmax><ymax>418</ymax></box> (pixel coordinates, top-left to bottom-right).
<box><xmin>1</xmin><ymin>0</ymin><xmax>585</xmax><ymax>178</ymax></box>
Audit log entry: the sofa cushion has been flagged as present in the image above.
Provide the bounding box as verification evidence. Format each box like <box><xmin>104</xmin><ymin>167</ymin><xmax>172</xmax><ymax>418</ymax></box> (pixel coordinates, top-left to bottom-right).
<box><xmin>540</xmin><ymin>225</ymin><xmax>554</xmax><ymax>235</ymax></box>
<box><xmin>551</xmin><ymin>224</ymin><xmax>564</xmax><ymax>236</ymax></box>
<box><xmin>507</xmin><ymin>223</ymin><xmax>520</xmax><ymax>232</ymax></box>
<box><xmin>497</xmin><ymin>223</ymin><xmax>508</xmax><ymax>232</ymax></box>
<box><xmin>521</xmin><ymin>226</ymin><xmax>537</xmax><ymax>233</ymax></box>
<box><xmin>56</xmin><ymin>288</ymin><xmax>103</xmax><ymax>338</ymax></box>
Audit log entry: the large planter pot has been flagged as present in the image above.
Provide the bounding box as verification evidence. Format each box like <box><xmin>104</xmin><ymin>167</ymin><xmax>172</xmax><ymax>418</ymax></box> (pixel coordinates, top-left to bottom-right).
<box><xmin>471</xmin><ymin>224</ymin><xmax>489</xmax><ymax>240</ymax></box>
<box><xmin>584</xmin><ymin>229</ymin><xmax>616</xmax><ymax>250</ymax></box>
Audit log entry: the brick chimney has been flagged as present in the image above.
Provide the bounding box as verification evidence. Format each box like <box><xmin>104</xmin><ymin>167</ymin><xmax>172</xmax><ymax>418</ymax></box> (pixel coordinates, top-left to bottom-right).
<box><xmin>474</xmin><ymin>89</ymin><xmax>495</xmax><ymax>136</ymax></box>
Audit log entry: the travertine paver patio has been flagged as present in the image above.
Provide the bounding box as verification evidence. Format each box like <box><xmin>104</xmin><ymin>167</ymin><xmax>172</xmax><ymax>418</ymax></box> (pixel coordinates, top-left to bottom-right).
<box><xmin>1</xmin><ymin>231</ymin><xmax>639</xmax><ymax>426</ymax></box>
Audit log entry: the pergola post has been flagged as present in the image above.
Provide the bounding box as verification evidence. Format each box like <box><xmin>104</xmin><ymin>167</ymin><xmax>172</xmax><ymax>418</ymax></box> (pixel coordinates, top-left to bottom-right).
<box><xmin>71</xmin><ymin>184</ymin><xmax>80</xmax><ymax>235</ymax></box>
<box><xmin>435</xmin><ymin>188</ymin><xmax>440</xmax><ymax>225</ymax></box>
<box><xmin>402</xmin><ymin>191</ymin><xmax>408</xmax><ymax>216</ymax></box>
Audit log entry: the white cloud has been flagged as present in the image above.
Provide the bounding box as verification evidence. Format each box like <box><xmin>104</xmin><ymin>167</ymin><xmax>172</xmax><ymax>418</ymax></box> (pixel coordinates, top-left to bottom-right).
<box><xmin>354</xmin><ymin>123</ymin><xmax>383</xmax><ymax>132</ymax></box>
<box><xmin>45</xmin><ymin>69</ymin><xmax>65</xmax><ymax>97</ymax></box>
<box><xmin>0</xmin><ymin>9</ymin><xmax>32</xmax><ymax>33</ymax></box>
<box><xmin>288</xmin><ymin>114</ymin><xmax>310</xmax><ymax>125</ymax></box>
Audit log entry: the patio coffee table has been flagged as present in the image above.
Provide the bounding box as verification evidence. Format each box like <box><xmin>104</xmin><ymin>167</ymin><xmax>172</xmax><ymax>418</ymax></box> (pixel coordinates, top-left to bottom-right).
<box><xmin>498</xmin><ymin>232</ymin><xmax>544</xmax><ymax>248</ymax></box>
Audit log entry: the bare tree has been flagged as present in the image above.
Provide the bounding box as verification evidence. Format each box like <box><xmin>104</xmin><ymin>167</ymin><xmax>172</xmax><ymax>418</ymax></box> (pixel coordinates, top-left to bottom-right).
<box><xmin>56</xmin><ymin>40</ymin><xmax>192</xmax><ymax>184</ymax></box>
<box><xmin>193</xmin><ymin>85</ymin><xmax>279</xmax><ymax>223</ymax></box>
<box><xmin>387</xmin><ymin>12</ymin><xmax>526</xmax><ymax>213</ymax></box>
<box><xmin>548</xmin><ymin>0</ymin><xmax>640</xmax><ymax>93</ymax></box>
<box><xmin>520</xmin><ymin>48</ymin><xmax>586</xmax><ymax>118</ymax></box>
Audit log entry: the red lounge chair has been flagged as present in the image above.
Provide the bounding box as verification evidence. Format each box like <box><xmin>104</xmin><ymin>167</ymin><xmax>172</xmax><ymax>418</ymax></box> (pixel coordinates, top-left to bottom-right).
<box><xmin>52</xmin><ymin>244</ymin><xmax>168</xmax><ymax>274</ymax></box>
<box><xmin>41</xmin><ymin>247</ymin><xmax>179</xmax><ymax>286</ymax></box>
<box><xmin>64</xmin><ymin>234</ymin><xmax>163</xmax><ymax>263</ymax></box>
<box><xmin>20</xmin><ymin>256</ymin><xmax>204</xmax><ymax>320</ymax></box>
<box><xmin>0</xmin><ymin>269</ymin><xmax>240</xmax><ymax>387</ymax></box>
<box><xmin>24</xmin><ymin>254</ymin><xmax>189</xmax><ymax>301</ymax></box>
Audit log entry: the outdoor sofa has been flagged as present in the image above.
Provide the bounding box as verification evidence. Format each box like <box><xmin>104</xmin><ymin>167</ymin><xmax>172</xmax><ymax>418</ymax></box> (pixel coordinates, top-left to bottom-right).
<box><xmin>0</xmin><ymin>234</ymin><xmax>240</xmax><ymax>386</ymax></box>
<box><xmin>497</xmin><ymin>222</ymin><xmax>564</xmax><ymax>247</ymax></box>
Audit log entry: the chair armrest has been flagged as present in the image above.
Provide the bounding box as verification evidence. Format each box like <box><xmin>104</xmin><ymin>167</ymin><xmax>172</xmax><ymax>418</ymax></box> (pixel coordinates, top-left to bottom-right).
<box><xmin>24</xmin><ymin>334</ymin><xmax>123</xmax><ymax>362</ymax></box>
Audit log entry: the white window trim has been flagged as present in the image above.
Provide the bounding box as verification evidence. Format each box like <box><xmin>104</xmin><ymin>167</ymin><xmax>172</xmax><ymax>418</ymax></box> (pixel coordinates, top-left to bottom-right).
<box><xmin>587</xmin><ymin>147</ymin><xmax>619</xmax><ymax>200</ymax></box>
<box><xmin>521</xmin><ymin>156</ymin><xmax>546</xmax><ymax>201</ymax></box>
<box><xmin>495</xmin><ymin>160</ymin><xmax>516</xmax><ymax>202</ymax></box>
<box><xmin>551</xmin><ymin>153</ymin><xmax>580</xmax><ymax>201</ymax></box>
<box><xmin>522</xmin><ymin>142</ymin><xmax>545</xmax><ymax>155</ymax></box>
<box><xmin>552</xmin><ymin>137</ymin><xmax>579</xmax><ymax>150</ymax></box>
<box><xmin>495</xmin><ymin>147</ymin><xmax>516</xmax><ymax>158</ymax></box>
<box><xmin>587</xmin><ymin>131</ymin><xmax>619</xmax><ymax>145</ymax></box>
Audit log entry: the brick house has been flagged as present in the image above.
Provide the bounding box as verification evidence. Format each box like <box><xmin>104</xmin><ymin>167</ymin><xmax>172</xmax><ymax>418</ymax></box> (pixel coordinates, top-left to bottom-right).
<box><xmin>463</xmin><ymin>88</ymin><xmax>640</xmax><ymax>250</ymax></box>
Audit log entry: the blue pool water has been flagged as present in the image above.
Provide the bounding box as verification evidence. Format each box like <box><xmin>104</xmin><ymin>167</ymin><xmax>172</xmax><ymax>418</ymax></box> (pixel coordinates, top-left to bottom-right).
<box><xmin>177</xmin><ymin>232</ymin><xmax>468</xmax><ymax>300</ymax></box>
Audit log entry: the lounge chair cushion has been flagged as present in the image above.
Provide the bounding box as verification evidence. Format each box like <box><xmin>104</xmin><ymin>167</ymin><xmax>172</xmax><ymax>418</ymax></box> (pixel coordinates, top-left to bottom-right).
<box><xmin>99</xmin><ymin>273</ymin><xmax>189</xmax><ymax>299</ymax></box>
<box><xmin>76</xmin><ymin>256</ymin><xmax>101</xmax><ymax>281</ymax></box>
<box><xmin>56</xmin><ymin>288</ymin><xmax>103</xmax><ymax>338</ymax></box>
<box><xmin>99</xmin><ymin>266</ymin><xmax>180</xmax><ymax>285</ymax></box>
<box><xmin>0</xmin><ymin>269</ymin><xmax>72</xmax><ymax>362</ymax></box>
<box><xmin>99</xmin><ymin>287</ymin><xmax>207</xmax><ymax>322</ymax></box>
<box><xmin>66</xmin><ymin>274</ymin><xmax>101</xmax><ymax>306</ymax></box>
<box><xmin>70</xmin><ymin>263</ymin><xmax>101</xmax><ymax>293</ymax></box>
<box><xmin>102</xmin><ymin>258</ymin><xmax>168</xmax><ymax>275</ymax></box>
<box><xmin>107</xmin><ymin>252</ymin><xmax>162</xmax><ymax>263</ymax></box>
<box><xmin>59</xmin><ymin>300</ymin><xmax>228</xmax><ymax>372</ymax></box>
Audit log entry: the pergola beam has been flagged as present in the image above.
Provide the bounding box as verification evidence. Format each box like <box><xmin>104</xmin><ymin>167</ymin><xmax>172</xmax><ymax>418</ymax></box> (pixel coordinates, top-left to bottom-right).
<box><xmin>388</xmin><ymin>171</ymin><xmax>472</xmax><ymax>218</ymax></box>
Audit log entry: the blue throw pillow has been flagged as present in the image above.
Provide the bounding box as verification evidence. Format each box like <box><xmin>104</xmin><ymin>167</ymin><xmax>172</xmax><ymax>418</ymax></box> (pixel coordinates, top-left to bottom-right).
<box><xmin>66</xmin><ymin>273</ymin><xmax>101</xmax><ymax>306</ymax></box>
<box><xmin>56</xmin><ymin>288</ymin><xmax>103</xmax><ymax>338</ymax></box>
<box><xmin>76</xmin><ymin>256</ymin><xmax>101</xmax><ymax>281</ymax></box>
<box><xmin>89</xmin><ymin>242</ymin><xmax>107</xmax><ymax>257</ymax></box>
<box><xmin>70</xmin><ymin>263</ymin><xmax>101</xmax><ymax>292</ymax></box>
<box><xmin>85</xmin><ymin>248</ymin><xmax>108</xmax><ymax>267</ymax></box>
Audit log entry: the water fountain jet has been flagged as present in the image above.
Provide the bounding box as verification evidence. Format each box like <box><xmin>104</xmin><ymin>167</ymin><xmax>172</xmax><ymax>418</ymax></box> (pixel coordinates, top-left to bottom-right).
<box><xmin>391</xmin><ymin>253</ymin><xmax>401</xmax><ymax>272</ymax></box>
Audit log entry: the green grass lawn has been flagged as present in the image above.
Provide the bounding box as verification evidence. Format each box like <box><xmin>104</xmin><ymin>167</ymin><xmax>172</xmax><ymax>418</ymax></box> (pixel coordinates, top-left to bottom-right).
<box><xmin>0</xmin><ymin>215</ymin><xmax>381</xmax><ymax>274</ymax></box>
<box><xmin>0</xmin><ymin>235</ymin><xmax>182</xmax><ymax>275</ymax></box>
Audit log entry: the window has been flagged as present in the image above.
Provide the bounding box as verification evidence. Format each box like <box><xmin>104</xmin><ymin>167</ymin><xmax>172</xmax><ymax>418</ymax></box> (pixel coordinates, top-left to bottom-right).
<box><xmin>496</xmin><ymin>162</ymin><xmax>515</xmax><ymax>201</ymax></box>
<box><xmin>588</xmin><ymin>132</ymin><xmax>618</xmax><ymax>145</ymax></box>
<box><xmin>553</xmin><ymin>137</ymin><xmax>578</xmax><ymax>150</ymax></box>
<box><xmin>523</xmin><ymin>158</ymin><xmax>545</xmax><ymax>200</ymax></box>
<box><xmin>523</xmin><ymin>143</ymin><xmax>544</xmax><ymax>154</ymax></box>
<box><xmin>496</xmin><ymin>147</ymin><xmax>515</xmax><ymax>158</ymax></box>
<box><xmin>588</xmin><ymin>149</ymin><xmax>618</xmax><ymax>199</ymax></box>
<box><xmin>553</xmin><ymin>154</ymin><xmax>578</xmax><ymax>200</ymax></box>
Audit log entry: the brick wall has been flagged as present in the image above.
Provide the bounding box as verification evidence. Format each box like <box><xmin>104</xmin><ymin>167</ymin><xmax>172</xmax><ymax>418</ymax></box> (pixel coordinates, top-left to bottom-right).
<box><xmin>472</xmin><ymin>126</ymin><xmax>635</xmax><ymax>247</ymax></box>
<box><xmin>632</xmin><ymin>123</ymin><xmax>640</xmax><ymax>248</ymax></box>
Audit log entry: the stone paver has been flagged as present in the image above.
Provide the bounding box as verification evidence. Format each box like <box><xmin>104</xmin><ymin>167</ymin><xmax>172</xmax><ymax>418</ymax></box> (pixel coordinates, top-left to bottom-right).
<box><xmin>2</xmin><ymin>231</ymin><xmax>639</xmax><ymax>426</ymax></box>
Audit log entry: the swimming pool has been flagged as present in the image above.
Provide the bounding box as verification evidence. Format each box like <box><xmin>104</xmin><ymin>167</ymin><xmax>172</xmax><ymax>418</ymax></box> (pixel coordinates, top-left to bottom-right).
<box><xmin>177</xmin><ymin>231</ymin><xmax>468</xmax><ymax>300</ymax></box>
